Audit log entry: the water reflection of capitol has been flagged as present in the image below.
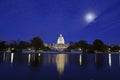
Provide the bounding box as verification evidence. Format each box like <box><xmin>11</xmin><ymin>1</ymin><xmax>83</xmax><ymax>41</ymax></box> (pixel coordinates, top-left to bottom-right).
<box><xmin>1</xmin><ymin>53</ymin><xmax>120</xmax><ymax>75</ymax></box>
<box><xmin>26</xmin><ymin>53</ymin><xmax>120</xmax><ymax>75</ymax></box>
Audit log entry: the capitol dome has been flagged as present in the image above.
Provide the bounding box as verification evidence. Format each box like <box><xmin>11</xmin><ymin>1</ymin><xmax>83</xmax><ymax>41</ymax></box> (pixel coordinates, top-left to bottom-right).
<box><xmin>57</xmin><ymin>34</ymin><xmax>65</xmax><ymax>44</ymax></box>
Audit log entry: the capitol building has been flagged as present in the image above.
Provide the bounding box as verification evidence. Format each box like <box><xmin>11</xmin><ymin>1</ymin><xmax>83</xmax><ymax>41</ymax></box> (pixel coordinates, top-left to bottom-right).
<box><xmin>45</xmin><ymin>34</ymin><xmax>69</xmax><ymax>51</ymax></box>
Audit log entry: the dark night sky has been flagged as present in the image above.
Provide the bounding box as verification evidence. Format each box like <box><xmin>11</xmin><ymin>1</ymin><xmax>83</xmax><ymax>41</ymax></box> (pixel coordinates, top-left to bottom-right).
<box><xmin>0</xmin><ymin>0</ymin><xmax>120</xmax><ymax>44</ymax></box>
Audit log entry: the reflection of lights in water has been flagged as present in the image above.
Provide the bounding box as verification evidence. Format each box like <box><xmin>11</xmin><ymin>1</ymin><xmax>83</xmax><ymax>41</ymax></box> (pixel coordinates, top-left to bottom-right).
<box><xmin>48</xmin><ymin>54</ymin><xmax>51</xmax><ymax>64</ymax></box>
<box><xmin>3</xmin><ymin>53</ymin><xmax>6</xmax><ymax>62</ymax></box>
<box><xmin>38</xmin><ymin>53</ymin><xmax>41</xmax><ymax>62</ymax></box>
<box><xmin>108</xmin><ymin>54</ymin><xmax>112</xmax><ymax>67</ymax></box>
<box><xmin>79</xmin><ymin>54</ymin><xmax>82</xmax><ymax>65</ymax></box>
<box><xmin>56</xmin><ymin>54</ymin><xmax>67</xmax><ymax>75</ymax></box>
<box><xmin>11</xmin><ymin>53</ymin><xmax>14</xmax><ymax>64</ymax></box>
<box><xmin>28</xmin><ymin>54</ymin><xmax>31</xmax><ymax>65</ymax></box>
<box><xmin>95</xmin><ymin>54</ymin><xmax>97</xmax><ymax>64</ymax></box>
<box><xmin>119</xmin><ymin>55</ymin><xmax>120</xmax><ymax>65</ymax></box>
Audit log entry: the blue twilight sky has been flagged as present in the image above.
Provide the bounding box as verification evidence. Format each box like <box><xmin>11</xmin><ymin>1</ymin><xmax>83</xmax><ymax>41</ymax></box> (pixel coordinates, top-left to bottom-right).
<box><xmin>0</xmin><ymin>0</ymin><xmax>120</xmax><ymax>44</ymax></box>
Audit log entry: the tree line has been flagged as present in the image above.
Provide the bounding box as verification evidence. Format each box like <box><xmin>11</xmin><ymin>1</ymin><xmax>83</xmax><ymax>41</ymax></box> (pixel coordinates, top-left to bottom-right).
<box><xmin>0</xmin><ymin>37</ymin><xmax>120</xmax><ymax>53</ymax></box>
<box><xmin>66</xmin><ymin>39</ymin><xmax>120</xmax><ymax>53</ymax></box>
<box><xmin>0</xmin><ymin>36</ymin><xmax>49</xmax><ymax>52</ymax></box>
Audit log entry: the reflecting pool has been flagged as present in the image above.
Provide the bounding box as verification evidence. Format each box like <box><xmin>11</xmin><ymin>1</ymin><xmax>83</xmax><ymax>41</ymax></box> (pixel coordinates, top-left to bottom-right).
<box><xmin>0</xmin><ymin>53</ymin><xmax>120</xmax><ymax>80</ymax></box>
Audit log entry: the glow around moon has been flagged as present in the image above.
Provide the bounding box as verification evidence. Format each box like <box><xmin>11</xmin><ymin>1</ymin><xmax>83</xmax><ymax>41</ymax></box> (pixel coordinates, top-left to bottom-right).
<box><xmin>85</xmin><ymin>12</ymin><xmax>96</xmax><ymax>23</ymax></box>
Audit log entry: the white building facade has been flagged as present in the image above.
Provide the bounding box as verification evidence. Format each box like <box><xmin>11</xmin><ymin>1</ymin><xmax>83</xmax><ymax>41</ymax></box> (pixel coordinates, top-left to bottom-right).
<box><xmin>45</xmin><ymin>34</ymin><xmax>69</xmax><ymax>51</ymax></box>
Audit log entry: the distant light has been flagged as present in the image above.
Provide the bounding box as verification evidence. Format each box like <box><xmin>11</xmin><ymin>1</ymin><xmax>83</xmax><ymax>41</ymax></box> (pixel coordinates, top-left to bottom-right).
<box><xmin>78</xmin><ymin>48</ymin><xmax>82</xmax><ymax>51</ymax></box>
<box><xmin>28</xmin><ymin>48</ymin><xmax>31</xmax><ymax>50</ymax></box>
<box><xmin>38</xmin><ymin>53</ymin><xmax>41</xmax><ymax>56</ymax></box>
<box><xmin>12</xmin><ymin>48</ymin><xmax>14</xmax><ymax>50</ymax></box>
<box><xmin>85</xmin><ymin>12</ymin><xmax>96</xmax><ymax>23</ymax></box>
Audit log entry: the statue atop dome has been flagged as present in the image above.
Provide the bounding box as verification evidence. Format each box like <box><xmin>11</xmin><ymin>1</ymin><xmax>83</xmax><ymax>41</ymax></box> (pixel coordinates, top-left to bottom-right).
<box><xmin>57</xmin><ymin>34</ymin><xmax>65</xmax><ymax>44</ymax></box>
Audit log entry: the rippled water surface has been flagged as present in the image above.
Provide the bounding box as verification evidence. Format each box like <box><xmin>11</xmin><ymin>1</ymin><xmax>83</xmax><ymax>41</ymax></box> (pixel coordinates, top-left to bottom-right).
<box><xmin>0</xmin><ymin>53</ymin><xmax>120</xmax><ymax>80</ymax></box>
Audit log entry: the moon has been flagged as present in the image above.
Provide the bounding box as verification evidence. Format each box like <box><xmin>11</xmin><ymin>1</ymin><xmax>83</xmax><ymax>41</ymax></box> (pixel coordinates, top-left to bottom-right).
<box><xmin>85</xmin><ymin>12</ymin><xmax>96</xmax><ymax>23</ymax></box>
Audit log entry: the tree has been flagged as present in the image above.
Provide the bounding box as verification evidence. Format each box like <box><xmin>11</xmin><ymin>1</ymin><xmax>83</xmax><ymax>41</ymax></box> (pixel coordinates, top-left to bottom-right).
<box><xmin>111</xmin><ymin>45</ymin><xmax>120</xmax><ymax>52</ymax></box>
<box><xmin>31</xmin><ymin>37</ymin><xmax>44</xmax><ymax>50</ymax></box>
<box><xmin>77</xmin><ymin>40</ymin><xmax>89</xmax><ymax>51</ymax></box>
<box><xmin>0</xmin><ymin>41</ymin><xmax>8</xmax><ymax>52</ymax></box>
<box><xmin>66</xmin><ymin>42</ymin><xmax>77</xmax><ymax>51</ymax></box>
<box><xmin>66</xmin><ymin>40</ymin><xmax>90</xmax><ymax>52</ymax></box>
<box><xmin>93</xmin><ymin>39</ymin><xmax>106</xmax><ymax>52</ymax></box>
<box><xmin>18</xmin><ymin>41</ymin><xmax>30</xmax><ymax>51</ymax></box>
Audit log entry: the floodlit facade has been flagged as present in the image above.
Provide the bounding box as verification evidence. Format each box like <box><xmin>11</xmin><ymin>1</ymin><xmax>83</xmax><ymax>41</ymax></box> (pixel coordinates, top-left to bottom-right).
<box><xmin>57</xmin><ymin>34</ymin><xmax>65</xmax><ymax>44</ymax></box>
<box><xmin>45</xmin><ymin>34</ymin><xmax>69</xmax><ymax>51</ymax></box>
